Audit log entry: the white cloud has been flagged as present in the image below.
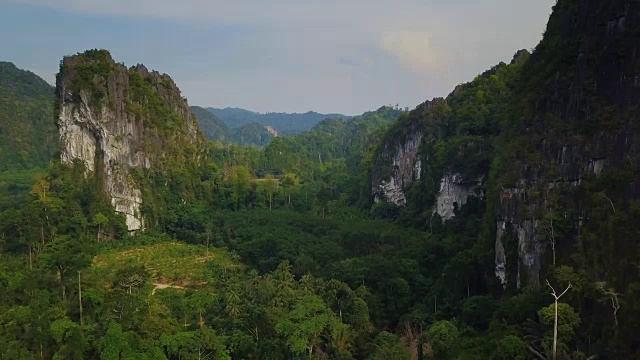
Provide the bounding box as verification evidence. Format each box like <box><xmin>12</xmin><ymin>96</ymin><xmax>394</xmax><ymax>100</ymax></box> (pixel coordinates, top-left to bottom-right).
<box><xmin>380</xmin><ymin>31</ymin><xmax>445</xmax><ymax>74</ymax></box>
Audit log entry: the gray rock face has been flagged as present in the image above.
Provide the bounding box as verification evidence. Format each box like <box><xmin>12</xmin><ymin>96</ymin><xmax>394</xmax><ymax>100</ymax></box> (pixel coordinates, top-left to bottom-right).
<box><xmin>493</xmin><ymin>134</ymin><xmax>618</xmax><ymax>289</ymax></box>
<box><xmin>494</xmin><ymin>151</ymin><xmax>611</xmax><ymax>290</ymax></box>
<box><xmin>57</xmin><ymin>52</ymin><xmax>204</xmax><ymax>232</ymax></box>
<box><xmin>59</xmin><ymin>89</ymin><xmax>147</xmax><ymax>231</ymax></box>
<box><xmin>436</xmin><ymin>174</ymin><xmax>481</xmax><ymax>220</ymax></box>
<box><xmin>491</xmin><ymin>0</ymin><xmax>640</xmax><ymax>290</ymax></box>
<box><xmin>494</xmin><ymin>219</ymin><xmax>544</xmax><ymax>290</ymax></box>
<box><xmin>372</xmin><ymin>130</ymin><xmax>422</xmax><ymax>206</ymax></box>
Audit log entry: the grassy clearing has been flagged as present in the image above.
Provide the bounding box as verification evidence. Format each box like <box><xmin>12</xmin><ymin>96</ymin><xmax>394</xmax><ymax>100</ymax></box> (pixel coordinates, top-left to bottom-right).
<box><xmin>90</xmin><ymin>241</ymin><xmax>238</xmax><ymax>287</ymax></box>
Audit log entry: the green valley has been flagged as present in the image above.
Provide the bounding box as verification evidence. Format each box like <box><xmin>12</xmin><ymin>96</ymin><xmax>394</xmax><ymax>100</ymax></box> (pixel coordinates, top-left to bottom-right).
<box><xmin>1</xmin><ymin>1</ymin><xmax>640</xmax><ymax>359</ymax></box>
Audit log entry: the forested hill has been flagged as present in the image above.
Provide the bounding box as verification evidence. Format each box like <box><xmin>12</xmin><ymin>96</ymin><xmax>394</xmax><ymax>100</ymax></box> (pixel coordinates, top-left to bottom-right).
<box><xmin>192</xmin><ymin>105</ymin><xmax>276</xmax><ymax>146</ymax></box>
<box><xmin>207</xmin><ymin>106</ymin><xmax>352</xmax><ymax>135</ymax></box>
<box><xmin>0</xmin><ymin>61</ymin><xmax>56</xmax><ymax>170</ymax></box>
<box><xmin>1</xmin><ymin>0</ymin><xmax>640</xmax><ymax>359</ymax></box>
<box><xmin>366</xmin><ymin>0</ymin><xmax>640</xmax><ymax>358</ymax></box>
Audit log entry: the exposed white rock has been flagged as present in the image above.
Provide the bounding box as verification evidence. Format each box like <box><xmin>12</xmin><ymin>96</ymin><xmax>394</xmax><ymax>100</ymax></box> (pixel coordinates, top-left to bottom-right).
<box><xmin>494</xmin><ymin>187</ymin><xmax>545</xmax><ymax>290</ymax></box>
<box><xmin>59</xmin><ymin>91</ymin><xmax>146</xmax><ymax>232</ymax></box>
<box><xmin>495</xmin><ymin>219</ymin><xmax>544</xmax><ymax>289</ymax></box>
<box><xmin>376</xmin><ymin>177</ymin><xmax>406</xmax><ymax>206</ymax></box>
<box><xmin>494</xmin><ymin>220</ymin><xmax>507</xmax><ymax>285</ymax></box>
<box><xmin>374</xmin><ymin>131</ymin><xmax>423</xmax><ymax>205</ymax></box>
<box><xmin>435</xmin><ymin>173</ymin><xmax>481</xmax><ymax>220</ymax></box>
<box><xmin>587</xmin><ymin>158</ymin><xmax>605</xmax><ymax>176</ymax></box>
<box><xmin>517</xmin><ymin>219</ymin><xmax>543</xmax><ymax>290</ymax></box>
<box><xmin>264</xmin><ymin>125</ymin><xmax>279</xmax><ymax>137</ymax></box>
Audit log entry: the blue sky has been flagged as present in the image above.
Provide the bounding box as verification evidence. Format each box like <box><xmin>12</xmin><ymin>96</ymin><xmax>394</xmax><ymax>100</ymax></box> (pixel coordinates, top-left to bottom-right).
<box><xmin>0</xmin><ymin>0</ymin><xmax>555</xmax><ymax>114</ymax></box>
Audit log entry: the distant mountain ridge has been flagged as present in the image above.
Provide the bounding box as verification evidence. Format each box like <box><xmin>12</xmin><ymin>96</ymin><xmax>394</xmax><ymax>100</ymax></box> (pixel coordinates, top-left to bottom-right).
<box><xmin>207</xmin><ymin>107</ymin><xmax>351</xmax><ymax>135</ymax></box>
<box><xmin>191</xmin><ymin>106</ymin><xmax>275</xmax><ymax>146</ymax></box>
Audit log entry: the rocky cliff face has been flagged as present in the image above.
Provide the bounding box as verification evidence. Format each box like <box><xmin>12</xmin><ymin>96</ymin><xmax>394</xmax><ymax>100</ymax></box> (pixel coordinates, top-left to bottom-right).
<box><xmin>436</xmin><ymin>174</ymin><xmax>482</xmax><ymax>220</ymax></box>
<box><xmin>56</xmin><ymin>50</ymin><xmax>206</xmax><ymax>231</ymax></box>
<box><xmin>370</xmin><ymin>57</ymin><xmax>523</xmax><ymax>220</ymax></box>
<box><xmin>370</xmin><ymin>0</ymin><xmax>640</xmax><ymax>296</ymax></box>
<box><xmin>492</xmin><ymin>0</ymin><xmax>640</xmax><ymax>290</ymax></box>
<box><xmin>371</xmin><ymin>128</ymin><xmax>422</xmax><ymax>206</ymax></box>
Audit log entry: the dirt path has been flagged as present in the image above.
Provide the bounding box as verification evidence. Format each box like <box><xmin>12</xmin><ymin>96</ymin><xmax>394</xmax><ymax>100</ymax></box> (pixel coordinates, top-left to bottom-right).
<box><xmin>151</xmin><ymin>282</ymin><xmax>185</xmax><ymax>295</ymax></box>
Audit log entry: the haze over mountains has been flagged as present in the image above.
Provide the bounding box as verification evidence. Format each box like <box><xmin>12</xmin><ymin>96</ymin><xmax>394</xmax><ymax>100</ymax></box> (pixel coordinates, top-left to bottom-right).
<box><xmin>207</xmin><ymin>107</ymin><xmax>352</xmax><ymax>135</ymax></box>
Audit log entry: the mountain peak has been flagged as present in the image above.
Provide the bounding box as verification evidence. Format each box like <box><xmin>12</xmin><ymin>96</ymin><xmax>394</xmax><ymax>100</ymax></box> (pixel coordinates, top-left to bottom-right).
<box><xmin>56</xmin><ymin>50</ymin><xmax>206</xmax><ymax>231</ymax></box>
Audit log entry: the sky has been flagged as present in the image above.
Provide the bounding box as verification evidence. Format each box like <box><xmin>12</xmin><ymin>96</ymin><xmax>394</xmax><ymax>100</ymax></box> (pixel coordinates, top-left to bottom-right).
<box><xmin>0</xmin><ymin>0</ymin><xmax>555</xmax><ymax>115</ymax></box>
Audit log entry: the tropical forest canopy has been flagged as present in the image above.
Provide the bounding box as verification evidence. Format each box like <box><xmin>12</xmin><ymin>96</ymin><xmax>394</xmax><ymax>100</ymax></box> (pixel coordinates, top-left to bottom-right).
<box><xmin>1</xmin><ymin>1</ymin><xmax>640</xmax><ymax>359</ymax></box>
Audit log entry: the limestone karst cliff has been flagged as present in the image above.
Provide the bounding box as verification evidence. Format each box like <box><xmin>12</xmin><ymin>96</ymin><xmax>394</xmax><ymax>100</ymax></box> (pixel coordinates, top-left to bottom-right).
<box><xmin>370</xmin><ymin>56</ymin><xmax>525</xmax><ymax>221</ymax></box>
<box><xmin>56</xmin><ymin>50</ymin><xmax>206</xmax><ymax>231</ymax></box>
<box><xmin>369</xmin><ymin>0</ymin><xmax>640</xmax><ymax>302</ymax></box>
<box><xmin>491</xmin><ymin>0</ymin><xmax>640</xmax><ymax>291</ymax></box>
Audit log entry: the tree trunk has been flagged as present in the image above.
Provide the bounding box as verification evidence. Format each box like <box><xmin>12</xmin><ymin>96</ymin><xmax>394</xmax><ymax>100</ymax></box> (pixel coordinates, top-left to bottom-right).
<box><xmin>59</xmin><ymin>268</ymin><xmax>66</xmax><ymax>300</ymax></box>
<box><xmin>547</xmin><ymin>280</ymin><xmax>571</xmax><ymax>360</ymax></box>
<box><xmin>553</xmin><ymin>299</ymin><xmax>558</xmax><ymax>360</ymax></box>
<box><xmin>206</xmin><ymin>232</ymin><xmax>210</xmax><ymax>257</ymax></box>
<box><xmin>78</xmin><ymin>270</ymin><xmax>83</xmax><ymax>326</ymax></box>
<box><xmin>550</xmin><ymin>219</ymin><xmax>556</xmax><ymax>266</ymax></box>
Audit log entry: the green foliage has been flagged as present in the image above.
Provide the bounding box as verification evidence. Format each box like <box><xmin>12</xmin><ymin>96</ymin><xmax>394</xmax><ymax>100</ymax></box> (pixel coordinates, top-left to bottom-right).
<box><xmin>193</xmin><ymin>108</ymin><xmax>279</xmax><ymax>147</ymax></box>
<box><xmin>3</xmin><ymin>2</ymin><xmax>640</xmax><ymax>357</ymax></box>
<box><xmin>127</xmin><ymin>71</ymin><xmax>183</xmax><ymax>132</ymax></box>
<box><xmin>427</xmin><ymin>320</ymin><xmax>459</xmax><ymax>358</ymax></box>
<box><xmin>495</xmin><ymin>335</ymin><xmax>527</xmax><ymax>360</ymax></box>
<box><xmin>276</xmin><ymin>294</ymin><xmax>342</xmax><ymax>356</ymax></box>
<box><xmin>61</xmin><ymin>49</ymin><xmax>114</xmax><ymax>108</ymax></box>
<box><xmin>538</xmin><ymin>302</ymin><xmax>580</xmax><ymax>344</ymax></box>
<box><xmin>461</xmin><ymin>296</ymin><xmax>496</xmax><ymax>330</ymax></box>
<box><xmin>371</xmin><ymin>57</ymin><xmax>526</xmax><ymax>227</ymax></box>
<box><xmin>368</xmin><ymin>332</ymin><xmax>410</xmax><ymax>360</ymax></box>
<box><xmin>0</xmin><ymin>168</ymin><xmax>47</xmax><ymax>211</ymax></box>
<box><xmin>0</xmin><ymin>62</ymin><xmax>56</xmax><ymax>171</ymax></box>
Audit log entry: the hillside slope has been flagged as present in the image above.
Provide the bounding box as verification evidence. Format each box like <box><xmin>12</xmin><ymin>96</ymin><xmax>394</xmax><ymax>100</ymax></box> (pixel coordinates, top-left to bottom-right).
<box><xmin>0</xmin><ymin>62</ymin><xmax>57</xmax><ymax>170</ymax></box>
<box><xmin>192</xmin><ymin>105</ymin><xmax>275</xmax><ymax>146</ymax></box>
